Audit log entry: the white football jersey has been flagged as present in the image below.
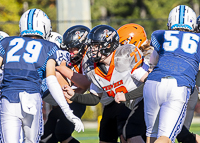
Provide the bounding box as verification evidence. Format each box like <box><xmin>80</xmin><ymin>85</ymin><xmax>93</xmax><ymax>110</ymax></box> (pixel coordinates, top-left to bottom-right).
<box><xmin>83</xmin><ymin>44</ymin><xmax>146</xmax><ymax>109</ymax></box>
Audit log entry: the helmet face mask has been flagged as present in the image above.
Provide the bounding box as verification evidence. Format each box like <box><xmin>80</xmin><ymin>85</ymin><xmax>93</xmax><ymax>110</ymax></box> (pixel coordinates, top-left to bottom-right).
<box><xmin>61</xmin><ymin>25</ymin><xmax>90</xmax><ymax>65</ymax></box>
<box><xmin>68</xmin><ymin>46</ymin><xmax>86</xmax><ymax>64</ymax></box>
<box><xmin>167</xmin><ymin>5</ymin><xmax>196</xmax><ymax>31</ymax></box>
<box><xmin>19</xmin><ymin>9</ymin><xmax>52</xmax><ymax>40</ymax></box>
<box><xmin>86</xmin><ymin>25</ymin><xmax>119</xmax><ymax>63</ymax></box>
<box><xmin>87</xmin><ymin>43</ymin><xmax>109</xmax><ymax>63</ymax></box>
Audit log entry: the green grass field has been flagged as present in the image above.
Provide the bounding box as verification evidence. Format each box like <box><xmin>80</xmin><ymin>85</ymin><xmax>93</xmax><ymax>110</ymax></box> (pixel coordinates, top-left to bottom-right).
<box><xmin>72</xmin><ymin>123</ymin><xmax>200</xmax><ymax>143</ymax></box>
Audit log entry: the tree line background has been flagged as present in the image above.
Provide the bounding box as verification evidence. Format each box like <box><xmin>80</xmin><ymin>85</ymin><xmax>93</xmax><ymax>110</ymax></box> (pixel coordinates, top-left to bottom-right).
<box><xmin>1</xmin><ymin>0</ymin><xmax>200</xmax><ymax>38</ymax></box>
<box><xmin>1</xmin><ymin>0</ymin><xmax>200</xmax><ymax>121</ymax></box>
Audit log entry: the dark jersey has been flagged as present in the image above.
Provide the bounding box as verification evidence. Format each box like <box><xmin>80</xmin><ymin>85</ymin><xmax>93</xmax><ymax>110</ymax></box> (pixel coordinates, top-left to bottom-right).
<box><xmin>148</xmin><ymin>30</ymin><xmax>200</xmax><ymax>89</ymax></box>
<box><xmin>0</xmin><ymin>36</ymin><xmax>58</xmax><ymax>103</ymax></box>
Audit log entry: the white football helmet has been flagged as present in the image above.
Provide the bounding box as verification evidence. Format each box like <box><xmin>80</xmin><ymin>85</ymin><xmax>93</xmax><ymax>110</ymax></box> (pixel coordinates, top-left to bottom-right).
<box><xmin>19</xmin><ymin>8</ymin><xmax>52</xmax><ymax>40</ymax></box>
<box><xmin>49</xmin><ymin>32</ymin><xmax>62</xmax><ymax>48</ymax></box>
<box><xmin>0</xmin><ymin>31</ymin><xmax>9</xmax><ymax>41</ymax></box>
<box><xmin>167</xmin><ymin>5</ymin><xmax>196</xmax><ymax>31</ymax></box>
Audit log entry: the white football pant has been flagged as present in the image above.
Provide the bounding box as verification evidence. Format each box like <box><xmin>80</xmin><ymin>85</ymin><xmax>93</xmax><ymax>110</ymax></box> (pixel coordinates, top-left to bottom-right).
<box><xmin>143</xmin><ymin>78</ymin><xmax>190</xmax><ymax>143</ymax></box>
<box><xmin>0</xmin><ymin>92</ymin><xmax>43</xmax><ymax>143</ymax></box>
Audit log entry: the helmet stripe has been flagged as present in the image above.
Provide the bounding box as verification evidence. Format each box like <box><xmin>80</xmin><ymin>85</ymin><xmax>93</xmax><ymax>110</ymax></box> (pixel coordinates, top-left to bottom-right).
<box><xmin>27</xmin><ymin>9</ymin><xmax>36</xmax><ymax>30</ymax></box>
<box><xmin>179</xmin><ymin>5</ymin><xmax>185</xmax><ymax>24</ymax></box>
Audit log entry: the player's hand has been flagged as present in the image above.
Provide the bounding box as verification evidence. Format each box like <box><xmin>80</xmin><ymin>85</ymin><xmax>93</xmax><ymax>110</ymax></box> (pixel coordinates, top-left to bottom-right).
<box><xmin>115</xmin><ymin>92</ymin><xmax>126</xmax><ymax>103</ymax></box>
<box><xmin>62</xmin><ymin>84</ymin><xmax>75</xmax><ymax>99</ymax></box>
<box><xmin>56</xmin><ymin>60</ymin><xmax>67</xmax><ymax>70</ymax></box>
<box><xmin>60</xmin><ymin>59</ymin><xmax>67</xmax><ymax>66</ymax></box>
<box><xmin>65</xmin><ymin>111</ymin><xmax>84</xmax><ymax>132</ymax></box>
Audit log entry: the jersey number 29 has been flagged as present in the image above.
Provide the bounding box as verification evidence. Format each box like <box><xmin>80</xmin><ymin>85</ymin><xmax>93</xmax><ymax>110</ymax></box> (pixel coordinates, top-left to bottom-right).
<box><xmin>7</xmin><ymin>38</ymin><xmax>42</xmax><ymax>63</ymax></box>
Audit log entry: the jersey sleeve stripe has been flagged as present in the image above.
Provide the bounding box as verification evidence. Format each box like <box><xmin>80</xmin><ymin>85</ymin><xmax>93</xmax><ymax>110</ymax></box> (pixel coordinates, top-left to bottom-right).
<box><xmin>0</xmin><ymin>43</ymin><xmax>5</xmax><ymax>57</ymax></box>
<box><xmin>134</xmin><ymin>47</ymin><xmax>142</xmax><ymax>58</ymax></box>
<box><xmin>131</xmin><ymin>58</ymin><xmax>144</xmax><ymax>74</ymax></box>
<box><xmin>150</xmin><ymin>34</ymin><xmax>160</xmax><ymax>51</ymax></box>
<box><xmin>130</xmin><ymin>51</ymin><xmax>137</xmax><ymax>62</ymax></box>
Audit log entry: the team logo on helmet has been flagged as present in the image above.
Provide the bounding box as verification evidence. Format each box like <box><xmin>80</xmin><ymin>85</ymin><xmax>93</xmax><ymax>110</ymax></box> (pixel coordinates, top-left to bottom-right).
<box><xmin>101</xmin><ymin>29</ymin><xmax>116</xmax><ymax>42</ymax></box>
<box><xmin>75</xmin><ymin>30</ymin><xmax>88</xmax><ymax>43</ymax></box>
<box><xmin>75</xmin><ymin>31</ymin><xmax>83</xmax><ymax>39</ymax></box>
<box><xmin>79</xmin><ymin>31</ymin><xmax>88</xmax><ymax>43</ymax></box>
<box><xmin>55</xmin><ymin>36</ymin><xmax>62</xmax><ymax>44</ymax></box>
<box><xmin>101</xmin><ymin>29</ymin><xmax>112</xmax><ymax>40</ymax></box>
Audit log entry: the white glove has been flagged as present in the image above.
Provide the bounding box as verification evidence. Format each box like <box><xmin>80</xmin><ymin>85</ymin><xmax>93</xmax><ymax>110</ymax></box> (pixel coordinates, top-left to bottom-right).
<box><xmin>65</xmin><ymin>110</ymin><xmax>84</xmax><ymax>133</ymax></box>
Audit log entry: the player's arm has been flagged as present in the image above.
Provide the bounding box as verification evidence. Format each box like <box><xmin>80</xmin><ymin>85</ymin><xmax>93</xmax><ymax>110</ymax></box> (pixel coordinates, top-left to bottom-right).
<box><xmin>63</xmin><ymin>83</ymin><xmax>102</xmax><ymax>106</ymax></box>
<box><xmin>46</xmin><ymin>59</ymin><xmax>74</xmax><ymax>109</ymax></box>
<box><xmin>149</xmin><ymin>49</ymin><xmax>159</xmax><ymax>68</ymax></box>
<box><xmin>55</xmin><ymin>71</ymin><xmax>72</xmax><ymax>103</ymax></box>
<box><xmin>115</xmin><ymin>83</ymin><xmax>144</xmax><ymax>103</ymax></box>
<box><xmin>56</xmin><ymin>60</ymin><xmax>91</xmax><ymax>90</ymax></box>
<box><xmin>46</xmin><ymin>59</ymin><xmax>84</xmax><ymax>132</ymax></box>
<box><xmin>115</xmin><ymin>64</ymin><xmax>148</xmax><ymax>103</ymax></box>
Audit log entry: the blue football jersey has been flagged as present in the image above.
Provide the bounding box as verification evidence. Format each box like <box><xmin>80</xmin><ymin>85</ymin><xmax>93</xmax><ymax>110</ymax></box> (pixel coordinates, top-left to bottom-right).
<box><xmin>148</xmin><ymin>30</ymin><xmax>200</xmax><ymax>89</ymax></box>
<box><xmin>41</xmin><ymin>49</ymin><xmax>71</xmax><ymax>99</ymax></box>
<box><xmin>0</xmin><ymin>36</ymin><xmax>59</xmax><ymax>103</ymax></box>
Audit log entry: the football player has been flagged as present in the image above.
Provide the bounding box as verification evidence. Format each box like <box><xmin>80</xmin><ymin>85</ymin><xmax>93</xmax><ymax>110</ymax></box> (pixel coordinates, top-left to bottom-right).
<box><xmin>175</xmin><ymin>15</ymin><xmax>200</xmax><ymax>143</ymax></box>
<box><xmin>0</xmin><ymin>9</ymin><xmax>83</xmax><ymax>143</ymax></box>
<box><xmin>116</xmin><ymin>23</ymin><xmax>200</xmax><ymax>143</ymax></box>
<box><xmin>56</xmin><ymin>25</ymin><xmax>91</xmax><ymax>93</ymax></box>
<box><xmin>56</xmin><ymin>25</ymin><xmax>131</xmax><ymax>143</ymax></box>
<box><xmin>62</xmin><ymin>24</ymin><xmax>151</xmax><ymax>143</ymax></box>
<box><xmin>0</xmin><ymin>31</ymin><xmax>9</xmax><ymax>142</ymax></box>
<box><xmin>115</xmin><ymin>23</ymin><xmax>153</xmax><ymax>143</ymax></box>
<box><xmin>41</xmin><ymin>25</ymin><xmax>90</xmax><ymax>143</ymax></box>
<box><xmin>143</xmin><ymin>5</ymin><xmax>200</xmax><ymax>143</ymax></box>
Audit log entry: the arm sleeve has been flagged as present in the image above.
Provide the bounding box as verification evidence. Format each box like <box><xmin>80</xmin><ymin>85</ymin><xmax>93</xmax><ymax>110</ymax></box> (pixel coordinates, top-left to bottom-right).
<box><xmin>46</xmin><ymin>75</ymin><xmax>72</xmax><ymax>114</ymax></box>
<box><xmin>131</xmin><ymin>67</ymin><xmax>147</xmax><ymax>81</ymax></box>
<box><xmin>70</xmin><ymin>92</ymin><xmax>101</xmax><ymax>106</ymax></box>
<box><xmin>149</xmin><ymin>50</ymin><xmax>159</xmax><ymax>68</ymax></box>
<box><xmin>125</xmin><ymin>83</ymin><xmax>144</xmax><ymax>101</ymax></box>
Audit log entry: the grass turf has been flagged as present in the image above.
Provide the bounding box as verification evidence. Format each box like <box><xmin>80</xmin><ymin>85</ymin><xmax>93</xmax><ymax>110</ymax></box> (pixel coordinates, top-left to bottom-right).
<box><xmin>71</xmin><ymin>123</ymin><xmax>200</xmax><ymax>143</ymax></box>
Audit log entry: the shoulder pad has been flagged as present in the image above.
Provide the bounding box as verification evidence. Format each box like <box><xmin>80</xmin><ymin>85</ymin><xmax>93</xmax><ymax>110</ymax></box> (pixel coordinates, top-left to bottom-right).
<box><xmin>114</xmin><ymin>44</ymin><xmax>143</xmax><ymax>72</ymax></box>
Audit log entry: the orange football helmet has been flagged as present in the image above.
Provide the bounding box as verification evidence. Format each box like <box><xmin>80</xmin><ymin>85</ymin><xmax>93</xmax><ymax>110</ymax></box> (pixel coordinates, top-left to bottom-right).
<box><xmin>117</xmin><ymin>23</ymin><xmax>147</xmax><ymax>48</ymax></box>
